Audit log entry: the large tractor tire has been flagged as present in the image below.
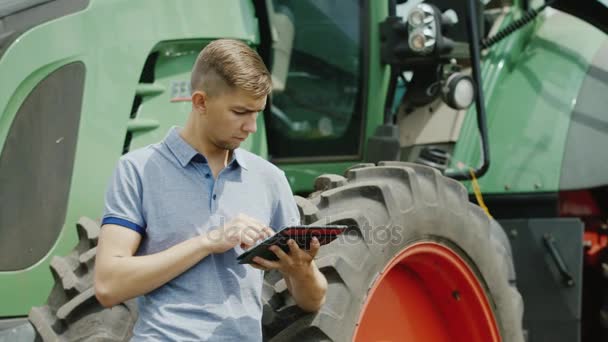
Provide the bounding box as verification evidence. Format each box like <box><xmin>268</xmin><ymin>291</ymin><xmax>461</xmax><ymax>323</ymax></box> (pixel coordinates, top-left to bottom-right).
<box><xmin>28</xmin><ymin>217</ymin><xmax>137</xmax><ymax>341</ymax></box>
<box><xmin>262</xmin><ymin>162</ymin><xmax>525</xmax><ymax>342</ymax></box>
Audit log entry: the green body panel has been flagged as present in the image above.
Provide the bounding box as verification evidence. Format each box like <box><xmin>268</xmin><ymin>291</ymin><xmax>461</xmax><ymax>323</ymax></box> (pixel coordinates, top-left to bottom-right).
<box><xmin>279</xmin><ymin>2</ymin><xmax>389</xmax><ymax>193</ymax></box>
<box><xmin>452</xmin><ymin>10</ymin><xmax>607</xmax><ymax>194</ymax></box>
<box><xmin>0</xmin><ymin>0</ymin><xmax>259</xmax><ymax>316</ymax></box>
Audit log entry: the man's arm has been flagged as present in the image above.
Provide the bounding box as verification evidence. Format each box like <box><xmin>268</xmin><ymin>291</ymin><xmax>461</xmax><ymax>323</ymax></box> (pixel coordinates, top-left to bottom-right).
<box><xmin>94</xmin><ymin>215</ymin><xmax>273</xmax><ymax>307</ymax></box>
<box><xmin>94</xmin><ymin>224</ymin><xmax>212</xmax><ymax>307</ymax></box>
<box><xmin>282</xmin><ymin>260</ymin><xmax>327</xmax><ymax>312</ymax></box>
<box><xmin>252</xmin><ymin>238</ymin><xmax>327</xmax><ymax>312</ymax></box>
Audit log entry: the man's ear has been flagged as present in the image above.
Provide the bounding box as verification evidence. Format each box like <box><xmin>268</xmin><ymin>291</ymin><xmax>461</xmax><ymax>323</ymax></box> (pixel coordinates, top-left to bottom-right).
<box><xmin>191</xmin><ymin>90</ymin><xmax>207</xmax><ymax>114</ymax></box>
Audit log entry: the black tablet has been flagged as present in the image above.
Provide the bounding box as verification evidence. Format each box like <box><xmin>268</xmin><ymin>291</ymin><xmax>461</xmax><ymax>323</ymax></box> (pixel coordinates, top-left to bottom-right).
<box><xmin>237</xmin><ymin>225</ymin><xmax>348</xmax><ymax>264</ymax></box>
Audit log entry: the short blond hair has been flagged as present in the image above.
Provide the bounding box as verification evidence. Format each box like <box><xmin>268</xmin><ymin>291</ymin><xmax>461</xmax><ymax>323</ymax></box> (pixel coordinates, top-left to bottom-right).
<box><xmin>191</xmin><ymin>39</ymin><xmax>272</xmax><ymax>98</ymax></box>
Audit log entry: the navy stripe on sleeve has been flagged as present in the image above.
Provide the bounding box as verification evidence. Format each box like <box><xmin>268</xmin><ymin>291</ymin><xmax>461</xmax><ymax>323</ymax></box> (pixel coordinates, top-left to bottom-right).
<box><xmin>102</xmin><ymin>217</ymin><xmax>146</xmax><ymax>235</ymax></box>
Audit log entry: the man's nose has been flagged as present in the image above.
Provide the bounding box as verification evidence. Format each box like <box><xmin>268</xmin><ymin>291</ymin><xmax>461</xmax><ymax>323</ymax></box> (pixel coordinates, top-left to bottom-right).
<box><xmin>243</xmin><ymin>114</ymin><xmax>257</xmax><ymax>133</ymax></box>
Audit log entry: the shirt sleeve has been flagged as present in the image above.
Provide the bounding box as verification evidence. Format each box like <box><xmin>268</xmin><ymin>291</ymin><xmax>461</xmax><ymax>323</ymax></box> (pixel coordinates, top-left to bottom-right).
<box><xmin>101</xmin><ymin>157</ymin><xmax>146</xmax><ymax>235</ymax></box>
<box><xmin>269</xmin><ymin>171</ymin><xmax>301</xmax><ymax>232</ymax></box>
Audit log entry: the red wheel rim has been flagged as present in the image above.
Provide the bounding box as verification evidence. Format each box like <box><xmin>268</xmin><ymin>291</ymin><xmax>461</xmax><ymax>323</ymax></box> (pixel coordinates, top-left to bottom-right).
<box><xmin>352</xmin><ymin>242</ymin><xmax>500</xmax><ymax>342</ymax></box>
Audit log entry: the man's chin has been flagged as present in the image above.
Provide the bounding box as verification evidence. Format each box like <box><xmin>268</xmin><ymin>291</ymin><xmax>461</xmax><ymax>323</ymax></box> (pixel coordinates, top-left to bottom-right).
<box><xmin>219</xmin><ymin>142</ymin><xmax>240</xmax><ymax>150</ymax></box>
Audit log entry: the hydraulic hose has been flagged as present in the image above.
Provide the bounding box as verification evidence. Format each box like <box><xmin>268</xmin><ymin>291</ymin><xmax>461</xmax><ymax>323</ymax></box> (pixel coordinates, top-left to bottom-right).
<box><xmin>446</xmin><ymin>0</ymin><xmax>490</xmax><ymax>181</ymax></box>
<box><xmin>481</xmin><ymin>0</ymin><xmax>555</xmax><ymax>49</ymax></box>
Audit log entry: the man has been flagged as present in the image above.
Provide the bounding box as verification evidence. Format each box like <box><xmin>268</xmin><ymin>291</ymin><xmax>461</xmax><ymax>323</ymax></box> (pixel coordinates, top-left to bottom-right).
<box><xmin>94</xmin><ymin>39</ymin><xmax>327</xmax><ymax>341</ymax></box>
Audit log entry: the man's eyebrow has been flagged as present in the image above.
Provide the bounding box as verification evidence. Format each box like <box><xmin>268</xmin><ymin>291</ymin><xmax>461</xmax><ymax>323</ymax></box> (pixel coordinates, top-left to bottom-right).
<box><xmin>232</xmin><ymin>106</ymin><xmax>265</xmax><ymax>112</ymax></box>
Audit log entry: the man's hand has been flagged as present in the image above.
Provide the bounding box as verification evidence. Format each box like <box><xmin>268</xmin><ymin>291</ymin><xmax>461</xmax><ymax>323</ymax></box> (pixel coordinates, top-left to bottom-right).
<box><xmin>251</xmin><ymin>238</ymin><xmax>320</xmax><ymax>274</ymax></box>
<box><xmin>252</xmin><ymin>238</ymin><xmax>327</xmax><ymax>312</ymax></box>
<box><xmin>203</xmin><ymin>214</ymin><xmax>274</xmax><ymax>254</ymax></box>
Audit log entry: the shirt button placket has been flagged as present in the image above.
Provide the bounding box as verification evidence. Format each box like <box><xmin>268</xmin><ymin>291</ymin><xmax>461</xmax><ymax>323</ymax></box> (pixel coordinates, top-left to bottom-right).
<box><xmin>203</xmin><ymin>166</ymin><xmax>215</xmax><ymax>211</ymax></box>
<box><xmin>211</xmin><ymin>170</ymin><xmax>222</xmax><ymax>212</ymax></box>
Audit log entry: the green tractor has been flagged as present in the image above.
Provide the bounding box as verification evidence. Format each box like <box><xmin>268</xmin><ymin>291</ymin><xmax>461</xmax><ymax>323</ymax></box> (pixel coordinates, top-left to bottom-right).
<box><xmin>0</xmin><ymin>0</ymin><xmax>606</xmax><ymax>341</ymax></box>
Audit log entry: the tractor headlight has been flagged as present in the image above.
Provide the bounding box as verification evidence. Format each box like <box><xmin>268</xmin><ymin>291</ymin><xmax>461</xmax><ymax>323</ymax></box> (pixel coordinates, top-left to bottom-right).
<box><xmin>408</xmin><ymin>28</ymin><xmax>436</xmax><ymax>54</ymax></box>
<box><xmin>407</xmin><ymin>4</ymin><xmax>437</xmax><ymax>55</ymax></box>
<box><xmin>407</xmin><ymin>8</ymin><xmax>426</xmax><ymax>27</ymax></box>
<box><xmin>442</xmin><ymin>73</ymin><xmax>475</xmax><ymax>110</ymax></box>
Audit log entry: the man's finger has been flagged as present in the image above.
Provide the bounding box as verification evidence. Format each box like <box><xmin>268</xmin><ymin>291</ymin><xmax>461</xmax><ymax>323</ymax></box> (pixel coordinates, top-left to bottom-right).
<box><xmin>307</xmin><ymin>236</ymin><xmax>321</xmax><ymax>258</ymax></box>
<box><xmin>245</xmin><ymin>224</ymin><xmax>273</xmax><ymax>240</ymax></box>
<box><xmin>253</xmin><ymin>257</ymin><xmax>281</xmax><ymax>270</ymax></box>
<box><xmin>242</xmin><ymin>216</ymin><xmax>265</xmax><ymax>230</ymax></box>
<box><xmin>269</xmin><ymin>245</ymin><xmax>290</xmax><ymax>261</ymax></box>
<box><xmin>241</xmin><ymin>222</ymin><xmax>264</xmax><ymax>240</ymax></box>
<box><xmin>262</xmin><ymin>227</ymin><xmax>274</xmax><ymax>239</ymax></box>
<box><xmin>254</xmin><ymin>226</ymin><xmax>272</xmax><ymax>240</ymax></box>
<box><xmin>286</xmin><ymin>239</ymin><xmax>302</xmax><ymax>255</ymax></box>
<box><xmin>240</xmin><ymin>235</ymin><xmax>255</xmax><ymax>248</ymax></box>
<box><xmin>243</xmin><ymin>229</ymin><xmax>259</xmax><ymax>242</ymax></box>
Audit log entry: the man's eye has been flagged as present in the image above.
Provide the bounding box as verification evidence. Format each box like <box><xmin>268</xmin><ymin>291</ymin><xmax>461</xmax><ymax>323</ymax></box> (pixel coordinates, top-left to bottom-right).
<box><xmin>233</xmin><ymin>111</ymin><xmax>246</xmax><ymax>115</ymax></box>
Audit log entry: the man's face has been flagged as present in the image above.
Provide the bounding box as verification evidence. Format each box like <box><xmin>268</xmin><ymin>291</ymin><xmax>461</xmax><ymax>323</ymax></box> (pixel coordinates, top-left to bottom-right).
<box><xmin>200</xmin><ymin>87</ymin><xmax>266</xmax><ymax>151</ymax></box>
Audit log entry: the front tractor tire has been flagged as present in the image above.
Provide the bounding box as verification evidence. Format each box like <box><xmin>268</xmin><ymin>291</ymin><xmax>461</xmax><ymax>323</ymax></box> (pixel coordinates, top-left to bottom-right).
<box><xmin>262</xmin><ymin>162</ymin><xmax>525</xmax><ymax>342</ymax></box>
<box><xmin>28</xmin><ymin>217</ymin><xmax>137</xmax><ymax>341</ymax></box>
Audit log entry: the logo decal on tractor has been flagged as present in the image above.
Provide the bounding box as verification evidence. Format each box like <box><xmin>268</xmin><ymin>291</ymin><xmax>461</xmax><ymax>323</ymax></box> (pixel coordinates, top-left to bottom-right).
<box><xmin>170</xmin><ymin>80</ymin><xmax>192</xmax><ymax>102</ymax></box>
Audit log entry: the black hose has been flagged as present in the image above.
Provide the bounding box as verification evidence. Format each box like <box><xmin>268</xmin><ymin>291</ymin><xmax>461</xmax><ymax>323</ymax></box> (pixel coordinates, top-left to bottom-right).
<box><xmin>446</xmin><ymin>0</ymin><xmax>490</xmax><ymax>181</ymax></box>
<box><xmin>481</xmin><ymin>0</ymin><xmax>556</xmax><ymax>49</ymax></box>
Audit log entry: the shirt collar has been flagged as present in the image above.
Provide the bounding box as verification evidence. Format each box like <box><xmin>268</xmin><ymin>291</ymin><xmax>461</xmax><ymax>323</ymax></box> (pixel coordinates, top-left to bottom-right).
<box><xmin>163</xmin><ymin>127</ymin><xmax>248</xmax><ymax>170</ymax></box>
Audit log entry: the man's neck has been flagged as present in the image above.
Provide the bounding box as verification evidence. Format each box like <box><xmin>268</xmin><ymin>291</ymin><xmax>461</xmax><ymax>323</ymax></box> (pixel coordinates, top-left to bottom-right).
<box><xmin>180</xmin><ymin>117</ymin><xmax>231</xmax><ymax>168</ymax></box>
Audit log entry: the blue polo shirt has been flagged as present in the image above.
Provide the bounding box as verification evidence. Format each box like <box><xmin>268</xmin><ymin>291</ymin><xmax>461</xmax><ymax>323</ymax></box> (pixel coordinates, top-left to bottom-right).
<box><xmin>101</xmin><ymin>127</ymin><xmax>300</xmax><ymax>341</ymax></box>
